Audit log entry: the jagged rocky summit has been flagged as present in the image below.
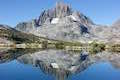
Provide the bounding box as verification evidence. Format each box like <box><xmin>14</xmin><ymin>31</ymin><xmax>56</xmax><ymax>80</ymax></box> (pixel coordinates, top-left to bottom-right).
<box><xmin>15</xmin><ymin>2</ymin><xmax>120</xmax><ymax>43</ymax></box>
<box><xmin>15</xmin><ymin>2</ymin><xmax>95</xmax><ymax>42</ymax></box>
<box><xmin>34</xmin><ymin>2</ymin><xmax>93</xmax><ymax>26</ymax></box>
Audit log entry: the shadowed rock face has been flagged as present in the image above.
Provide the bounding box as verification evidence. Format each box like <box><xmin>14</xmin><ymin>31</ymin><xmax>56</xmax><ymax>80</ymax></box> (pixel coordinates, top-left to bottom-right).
<box><xmin>35</xmin><ymin>2</ymin><xmax>94</xmax><ymax>27</ymax></box>
<box><xmin>36</xmin><ymin>2</ymin><xmax>73</xmax><ymax>26</ymax></box>
<box><xmin>55</xmin><ymin>2</ymin><xmax>72</xmax><ymax>18</ymax></box>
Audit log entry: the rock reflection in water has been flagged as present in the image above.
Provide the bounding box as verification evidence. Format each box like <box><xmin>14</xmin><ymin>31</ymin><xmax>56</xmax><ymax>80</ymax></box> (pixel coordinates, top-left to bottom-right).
<box><xmin>109</xmin><ymin>55</ymin><xmax>120</xmax><ymax>69</ymax></box>
<box><xmin>37</xmin><ymin>60</ymin><xmax>71</xmax><ymax>80</ymax></box>
<box><xmin>1</xmin><ymin>49</ymin><xmax>120</xmax><ymax>80</ymax></box>
<box><xmin>17</xmin><ymin>49</ymin><xmax>93</xmax><ymax>80</ymax></box>
<box><xmin>0</xmin><ymin>49</ymin><xmax>41</xmax><ymax>63</ymax></box>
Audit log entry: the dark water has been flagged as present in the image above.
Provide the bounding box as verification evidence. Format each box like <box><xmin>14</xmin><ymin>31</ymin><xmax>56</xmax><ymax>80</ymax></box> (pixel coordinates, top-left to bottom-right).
<box><xmin>0</xmin><ymin>49</ymin><xmax>120</xmax><ymax>80</ymax></box>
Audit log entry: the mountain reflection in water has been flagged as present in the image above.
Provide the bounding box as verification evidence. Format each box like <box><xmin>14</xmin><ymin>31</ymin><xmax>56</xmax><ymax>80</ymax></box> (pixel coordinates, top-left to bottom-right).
<box><xmin>0</xmin><ymin>49</ymin><xmax>93</xmax><ymax>80</ymax></box>
<box><xmin>1</xmin><ymin>49</ymin><xmax>120</xmax><ymax>80</ymax></box>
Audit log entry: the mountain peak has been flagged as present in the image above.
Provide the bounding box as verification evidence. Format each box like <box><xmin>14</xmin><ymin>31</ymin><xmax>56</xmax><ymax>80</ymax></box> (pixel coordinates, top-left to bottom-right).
<box><xmin>34</xmin><ymin>2</ymin><xmax>94</xmax><ymax>26</ymax></box>
<box><xmin>35</xmin><ymin>2</ymin><xmax>73</xmax><ymax>26</ymax></box>
<box><xmin>55</xmin><ymin>1</ymin><xmax>70</xmax><ymax>9</ymax></box>
<box><xmin>16</xmin><ymin>2</ymin><xmax>94</xmax><ymax>38</ymax></box>
<box><xmin>55</xmin><ymin>2</ymin><xmax>72</xmax><ymax>17</ymax></box>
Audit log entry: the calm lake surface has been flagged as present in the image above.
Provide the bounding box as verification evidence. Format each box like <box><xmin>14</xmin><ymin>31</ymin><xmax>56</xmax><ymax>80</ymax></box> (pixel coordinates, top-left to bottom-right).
<box><xmin>0</xmin><ymin>49</ymin><xmax>120</xmax><ymax>80</ymax></box>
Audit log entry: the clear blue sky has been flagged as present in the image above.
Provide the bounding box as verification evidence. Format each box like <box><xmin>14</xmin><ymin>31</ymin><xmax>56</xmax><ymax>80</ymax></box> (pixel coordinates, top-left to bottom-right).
<box><xmin>0</xmin><ymin>0</ymin><xmax>120</xmax><ymax>27</ymax></box>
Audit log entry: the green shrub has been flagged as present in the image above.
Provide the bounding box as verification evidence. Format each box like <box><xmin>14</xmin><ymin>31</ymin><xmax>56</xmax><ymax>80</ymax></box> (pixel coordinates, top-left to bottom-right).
<box><xmin>55</xmin><ymin>42</ymin><xmax>65</xmax><ymax>49</ymax></box>
<box><xmin>89</xmin><ymin>41</ymin><xmax>105</xmax><ymax>54</ymax></box>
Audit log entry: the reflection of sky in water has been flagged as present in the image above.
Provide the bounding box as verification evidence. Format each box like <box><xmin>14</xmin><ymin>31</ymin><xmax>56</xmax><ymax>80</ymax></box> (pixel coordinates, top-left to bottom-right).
<box><xmin>0</xmin><ymin>60</ymin><xmax>120</xmax><ymax>80</ymax></box>
<box><xmin>69</xmin><ymin>62</ymin><xmax>120</xmax><ymax>80</ymax></box>
<box><xmin>0</xmin><ymin>60</ymin><xmax>55</xmax><ymax>80</ymax></box>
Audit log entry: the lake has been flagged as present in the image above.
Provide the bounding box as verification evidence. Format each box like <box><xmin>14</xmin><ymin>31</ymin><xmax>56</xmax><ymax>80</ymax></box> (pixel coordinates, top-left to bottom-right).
<box><xmin>0</xmin><ymin>49</ymin><xmax>120</xmax><ymax>80</ymax></box>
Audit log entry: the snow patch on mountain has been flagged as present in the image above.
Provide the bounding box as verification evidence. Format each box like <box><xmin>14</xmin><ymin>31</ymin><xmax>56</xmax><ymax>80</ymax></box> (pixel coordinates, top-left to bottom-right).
<box><xmin>51</xmin><ymin>18</ymin><xmax>59</xmax><ymax>24</ymax></box>
<box><xmin>70</xmin><ymin>15</ymin><xmax>77</xmax><ymax>21</ymax></box>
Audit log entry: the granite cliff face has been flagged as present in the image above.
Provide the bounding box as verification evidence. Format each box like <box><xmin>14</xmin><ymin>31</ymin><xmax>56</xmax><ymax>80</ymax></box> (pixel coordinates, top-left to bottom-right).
<box><xmin>15</xmin><ymin>20</ymin><xmax>36</xmax><ymax>33</ymax></box>
<box><xmin>15</xmin><ymin>2</ymin><xmax>95</xmax><ymax>42</ymax></box>
<box><xmin>15</xmin><ymin>2</ymin><xmax>120</xmax><ymax>42</ymax></box>
<box><xmin>110</xmin><ymin>20</ymin><xmax>120</xmax><ymax>43</ymax></box>
<box><xmin>34</xmin><ymin>2</ymin><xmax>93</xmax><ymax>26</ymax></box>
